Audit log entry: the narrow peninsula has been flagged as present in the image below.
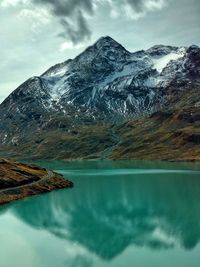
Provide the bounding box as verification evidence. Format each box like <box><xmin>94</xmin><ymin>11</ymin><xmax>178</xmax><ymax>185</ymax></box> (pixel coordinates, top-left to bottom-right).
<box><xmin>0</xmin><ymin>158</ymin><xmax>73</xmax><ymax>205</ymax></box>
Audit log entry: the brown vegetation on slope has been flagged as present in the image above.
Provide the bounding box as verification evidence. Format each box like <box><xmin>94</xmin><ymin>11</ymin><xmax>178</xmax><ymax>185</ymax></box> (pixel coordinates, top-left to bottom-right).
<box><xmin>0</xmin><ymin>86</ymin><xmax>200</xmax><ymax>162</ymax></box>
<box><xmin>111</xmin><ymin>106</ymin><xmax>200</xmax><ymax>161</ymax></box>
<box><xmin>0</xmin><ymin>158</ymin><xmax>73</xmax><ymax>205</ymax></box>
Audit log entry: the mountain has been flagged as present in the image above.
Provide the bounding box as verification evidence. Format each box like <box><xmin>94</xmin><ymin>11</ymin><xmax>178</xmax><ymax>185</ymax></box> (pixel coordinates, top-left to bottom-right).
<box><xmin>0</xmin><ymin>36</ymin><xmax>200</xmax><ymax>160</ymax></box>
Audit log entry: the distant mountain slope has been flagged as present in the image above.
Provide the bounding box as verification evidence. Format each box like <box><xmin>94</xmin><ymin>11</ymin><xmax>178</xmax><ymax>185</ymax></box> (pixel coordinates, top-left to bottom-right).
<box><xmin>0</xmin><ymin>36</ymin><xmax>199</xmax><ymax>160</ymax></box>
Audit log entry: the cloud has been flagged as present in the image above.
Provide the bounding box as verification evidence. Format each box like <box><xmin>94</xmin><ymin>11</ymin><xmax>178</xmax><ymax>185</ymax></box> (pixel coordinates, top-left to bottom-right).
<box><xmin>59</xmin><ymin>11</ymin><xmax>91</xmax><ymax>44</ymax></box>
<box><xmin>108</xmin><ymin>0</ymin><xmax>167</xmax><ymax>20</ymax></box>
<box><xmin>30</xmin><ymin>0</ymin><xmax>168</xmax><ymax>44</ymax></box>
<box><xmin>60</xmin><ymin>41</ymin><xmax>84</xmax><ymax>51</ymax></box>
<box><xmin>18</xmin><ymin>8</ymin><xmax>50</xmax><ymax>34</ymax></box>
<box><xmin>129</xmin><ymin>0</ymin><xmax>166</xmax><ymax>13</ymax></box>
<box><xmin>1</xmin><ymin>0</ymin><xmax>168</xmax><ymax>44</ymax></box>
<box><xmin>33</xmin><ymin>0</ymin><xmax>94</xmax><ymax>17</ymax></box>
<box><xmin>1</xmin><ymin>0</ymin><xmax>28</xmax><ymax>7</ymax></box>
<box><xmin>32</xmin><ymin>0</ymin><xmax>94</xmax><ymax>43</ymax></box>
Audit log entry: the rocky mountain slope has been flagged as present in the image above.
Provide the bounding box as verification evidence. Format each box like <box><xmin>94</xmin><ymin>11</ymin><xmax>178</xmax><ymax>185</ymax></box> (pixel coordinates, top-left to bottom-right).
<box><xmin>0</xmin><ymin>36</ymin><xmax>199</xmax><ymax>160</ymax></box>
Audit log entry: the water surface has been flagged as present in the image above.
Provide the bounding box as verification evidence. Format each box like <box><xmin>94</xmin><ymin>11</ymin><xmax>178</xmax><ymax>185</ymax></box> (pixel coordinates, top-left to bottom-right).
<box><xmin>0</xmin><ymin>160</ymin><xmax>200</xmax><ymax>267</ymax></box>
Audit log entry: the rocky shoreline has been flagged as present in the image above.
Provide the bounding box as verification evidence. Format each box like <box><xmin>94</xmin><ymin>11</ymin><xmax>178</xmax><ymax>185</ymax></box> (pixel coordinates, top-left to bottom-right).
<box><xmin>0</xmin><ymin>158</ymin><xmax>73</xmax><ymax>205</ymax></box>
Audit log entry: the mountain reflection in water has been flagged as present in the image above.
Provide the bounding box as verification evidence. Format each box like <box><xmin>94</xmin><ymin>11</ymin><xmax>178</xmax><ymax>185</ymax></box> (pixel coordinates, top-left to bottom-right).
<box><xmin>3</xmin><ymin>160</ymin><xmax>200</xmax><ymax>263</ymax></box>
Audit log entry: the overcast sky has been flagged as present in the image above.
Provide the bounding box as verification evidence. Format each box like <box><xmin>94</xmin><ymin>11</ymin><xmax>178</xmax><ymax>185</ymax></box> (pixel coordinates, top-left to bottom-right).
<box><xmin>0</xmin><ymin>0</ymin><xmax>200</xmax><ymax>102</ymax></box>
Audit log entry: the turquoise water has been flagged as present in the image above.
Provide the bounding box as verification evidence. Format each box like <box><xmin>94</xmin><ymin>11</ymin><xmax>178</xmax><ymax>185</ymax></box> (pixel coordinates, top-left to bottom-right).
<box><xmin>0</xmin><ymin>160</ymin><xmax>200</xmax><ymax>267</ymax></box>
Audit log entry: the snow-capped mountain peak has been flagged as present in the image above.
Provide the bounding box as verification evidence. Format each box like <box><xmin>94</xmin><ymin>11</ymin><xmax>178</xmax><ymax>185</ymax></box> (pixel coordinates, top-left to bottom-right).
<box><xmin>0</xmin><ymin>37</ymin><xmax>199</xmax><ymax>138</ymax></box>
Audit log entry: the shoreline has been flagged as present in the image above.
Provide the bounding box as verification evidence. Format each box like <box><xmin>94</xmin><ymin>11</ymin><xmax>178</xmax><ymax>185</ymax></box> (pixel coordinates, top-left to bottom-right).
<box><xmin>0</xmin><ymin>159</ymin><xmax>73</xmax><ymax>206</ymax></box>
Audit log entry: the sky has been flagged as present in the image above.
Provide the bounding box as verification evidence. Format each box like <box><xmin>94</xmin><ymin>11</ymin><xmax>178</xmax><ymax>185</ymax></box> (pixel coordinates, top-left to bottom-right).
<box><xmin>0</xmin><ymin>0</ymin><xmax>200</xmax><ymax>103</ymax></box>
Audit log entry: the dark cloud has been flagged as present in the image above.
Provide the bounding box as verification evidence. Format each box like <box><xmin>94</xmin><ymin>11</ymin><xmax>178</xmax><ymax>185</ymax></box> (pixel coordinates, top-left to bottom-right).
<box><xmin>32</xmin><ymin>0</ymin><xmax>94</xmax><ymax>43</ymax></box>
<box><xmin>60</xmin><ymin>11</ymin><xmax>91</xmax><ymax>44</ymax></box>
<box><xmin>126</xmin><ymin>0</ymin><xmax>146</xmax><ymax>13</ymax></box>
<box><xmin>33</xmin><ymin>0</ymin><xmax>94</xmax><ymax>17</ymax></box>
<box><xmin>31</xmin><ymin>0</ymin><xmax>167</xmax><ymax>44</ymax></box>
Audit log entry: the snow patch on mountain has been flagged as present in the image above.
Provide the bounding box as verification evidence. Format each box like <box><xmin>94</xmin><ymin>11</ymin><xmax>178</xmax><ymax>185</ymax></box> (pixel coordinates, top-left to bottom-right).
<box><xmin>50</xmin><ymin>66</ymin><xmax>68</xmax><ymax>77</ymax></box>
<box><xmin>152</xmin><ymin>48</ymin><xmax>186</xmax><ymax>73</ymax></box>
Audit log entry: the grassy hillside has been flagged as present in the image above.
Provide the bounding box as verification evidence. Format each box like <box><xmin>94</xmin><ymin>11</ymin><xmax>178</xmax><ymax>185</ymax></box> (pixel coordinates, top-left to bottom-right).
<box><xmin>0</xmin><ymin>86</ymin><xmax>200</xmax><ymax>162</ymax></box>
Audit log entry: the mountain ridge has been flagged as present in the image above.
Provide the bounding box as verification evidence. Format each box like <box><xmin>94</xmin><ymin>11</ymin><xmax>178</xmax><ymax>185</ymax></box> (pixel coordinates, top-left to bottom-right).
<box><xmin>0</xmin><ymin>36</ymin><xmax>200</xmax><ymax>161</ymax></box>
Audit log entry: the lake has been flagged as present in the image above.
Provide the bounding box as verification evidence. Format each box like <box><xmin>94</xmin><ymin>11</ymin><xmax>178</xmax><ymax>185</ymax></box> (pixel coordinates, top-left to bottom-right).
<box><xmin>0</xmin><ymin>160</ymin><xmax>200</xmax><ymax>267</ymax></box>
